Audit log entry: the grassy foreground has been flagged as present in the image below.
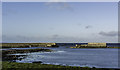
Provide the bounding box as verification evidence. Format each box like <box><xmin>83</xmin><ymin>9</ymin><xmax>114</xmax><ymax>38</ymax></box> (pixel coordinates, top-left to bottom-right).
<box><xmin>2</xmin><ymin>61</ymin><xmax>118</xmax><ymax>70</ymax></box>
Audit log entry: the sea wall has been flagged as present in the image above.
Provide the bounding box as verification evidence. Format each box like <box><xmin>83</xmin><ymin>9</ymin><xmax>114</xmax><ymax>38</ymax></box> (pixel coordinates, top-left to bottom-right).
<box><xmin>71</xmin><ymin>43</ymin><xmax>107</xmax><ymax>48</ymax></box>
<box><xmin>2</xmin><ymin>43</ymin><xmax>58</xmax><ymax>48</ymax></box>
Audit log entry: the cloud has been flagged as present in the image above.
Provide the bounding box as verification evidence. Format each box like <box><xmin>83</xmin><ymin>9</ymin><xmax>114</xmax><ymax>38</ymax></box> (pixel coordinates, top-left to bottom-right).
<box><xmin>76</xmin><ymin>23</ymin><xmax>81</xmax><ymax>26</ymax></box>
<box><xmin>45</xmin><ymin>2</ymin><xmax>74</xmax><ymax>11</ymax></box>
<box><xmin>2</xmin><ymin>35</ymin><xmax>61</xmax><ymax>43</ymax></box>
<box><xmin>2</xmin><ymin>34</ymin><xmax>118</xmax><ymax>43</ymax></box>
<box><xmin>85</xmin><ymin>25</ymin><xmax>92</xmax><ymax>29</ymax></box>
<box><xmin>52</xmin><ymin>34</ymin><xmax>59</xmax><ymax>38</ymax></box>
<box><xmin>49</xmin><ymin>27</ymin><xmax>55</xmax><ymax>30</ymax></box>
<box><xmin>99</xmin><ymin>31</ymin><xmax>118</xmax><ymax>37</ymax></box>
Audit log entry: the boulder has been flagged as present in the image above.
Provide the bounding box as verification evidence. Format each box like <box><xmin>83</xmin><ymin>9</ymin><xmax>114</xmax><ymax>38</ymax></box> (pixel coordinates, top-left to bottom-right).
<box><xmin>32</xmin><ymin>61</ymin><xmax>42</xmax><ymax>63</ymax></box>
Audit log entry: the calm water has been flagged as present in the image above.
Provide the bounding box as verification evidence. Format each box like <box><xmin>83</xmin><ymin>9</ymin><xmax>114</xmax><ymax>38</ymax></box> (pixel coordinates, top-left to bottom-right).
<box><xmin>15</xmin><ymin>46</ymin><xmax>118</xmax><ymax>68</ymax></box>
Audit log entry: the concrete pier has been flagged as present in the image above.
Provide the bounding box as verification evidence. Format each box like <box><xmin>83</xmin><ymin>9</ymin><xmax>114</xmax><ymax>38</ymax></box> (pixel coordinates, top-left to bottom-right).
<box><xmin>2</xmin><ymin>43</ymin><xmax>58</xmax><ymax>48</ymax></box>
<box><xmin>71</xmin><ymin>43</ymin><xmax>107</xmax><ymax>48</ymax></box>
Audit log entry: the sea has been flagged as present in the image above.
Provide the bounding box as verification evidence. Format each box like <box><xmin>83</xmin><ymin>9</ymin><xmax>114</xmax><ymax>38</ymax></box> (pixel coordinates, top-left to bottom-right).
<box><xmin>11</xmin><ymin>43</ymin><xmax>120</xmax><ymax>68</ymax></box>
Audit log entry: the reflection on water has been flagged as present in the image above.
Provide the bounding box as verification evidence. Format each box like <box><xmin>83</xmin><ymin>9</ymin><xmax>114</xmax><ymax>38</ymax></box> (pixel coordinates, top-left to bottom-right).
<box><xmin>15</xmin><ymin>47</ymin><xmax>118</xmax><ymax>68</ymax></box>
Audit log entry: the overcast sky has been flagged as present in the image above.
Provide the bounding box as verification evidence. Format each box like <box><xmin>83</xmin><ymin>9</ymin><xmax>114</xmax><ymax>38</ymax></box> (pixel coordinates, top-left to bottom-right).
<box><xmin>2</xmin><ymin>2</ymin><xmax>118</xmax><ymax>43</ymax></box>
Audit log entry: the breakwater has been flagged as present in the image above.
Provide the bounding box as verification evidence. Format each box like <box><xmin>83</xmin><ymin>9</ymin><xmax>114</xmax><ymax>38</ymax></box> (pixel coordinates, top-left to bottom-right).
<box><xmin>2</xmin><ymin>43</ymin><xmax>58</xmax><ymax>48</ymax></box>
<box><xmin>70</xmin><ymin>43</ymin><xmax>120</xmax><ymax>48</ymax></box>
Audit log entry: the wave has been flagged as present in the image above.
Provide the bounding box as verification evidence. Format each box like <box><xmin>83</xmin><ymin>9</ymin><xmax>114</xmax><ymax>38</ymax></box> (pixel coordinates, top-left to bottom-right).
<box><xmin>56</xmin><ymin>50</ymin><xmax>66</xmax><ymax>53</ymax></box>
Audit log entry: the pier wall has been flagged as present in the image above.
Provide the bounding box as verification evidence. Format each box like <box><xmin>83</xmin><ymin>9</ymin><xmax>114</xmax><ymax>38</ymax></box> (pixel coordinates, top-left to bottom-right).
<box><xmin>2</xmin><ymin>43</ymin><xmax>58</xmax><ymax>48</ymax></box>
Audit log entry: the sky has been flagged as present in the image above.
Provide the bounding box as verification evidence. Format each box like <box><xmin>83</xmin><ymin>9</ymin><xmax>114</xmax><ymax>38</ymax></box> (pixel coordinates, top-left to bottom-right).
<box><xmin>2</xmin><ymin>2</ymin><xmax>118</xmax><ymax>43</ymax></box>
<box><xmin>2</xmin><ymin>0</ymin><xmax>120</xmax><ymax>2</ymax></box>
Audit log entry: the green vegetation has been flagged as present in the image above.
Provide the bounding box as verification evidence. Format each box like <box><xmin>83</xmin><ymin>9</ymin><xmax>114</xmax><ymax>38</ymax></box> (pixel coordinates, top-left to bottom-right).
<box><xmin>2</xmin><ymin>61</ymin><xmax>118</xmax><ymax>70</ymax></box>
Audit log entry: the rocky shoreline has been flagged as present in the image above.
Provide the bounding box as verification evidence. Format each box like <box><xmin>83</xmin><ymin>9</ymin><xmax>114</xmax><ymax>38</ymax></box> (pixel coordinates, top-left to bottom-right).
<box><xmin>2</xmin><ymin>48</ymin><xmax>52</xmax><ymax>62</ymax></box>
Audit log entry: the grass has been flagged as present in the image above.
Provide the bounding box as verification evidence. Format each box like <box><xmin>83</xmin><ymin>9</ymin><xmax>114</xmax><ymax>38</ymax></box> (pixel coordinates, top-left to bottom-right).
<box><xmin>2</xmin><ymin>61</ymin><xmax>118</xmax><ymax>70</ymax></box>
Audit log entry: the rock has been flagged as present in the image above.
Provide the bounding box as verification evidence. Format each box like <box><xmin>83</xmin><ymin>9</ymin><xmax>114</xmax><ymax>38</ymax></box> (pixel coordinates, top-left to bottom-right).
<box><xmin>92</xmin><ymin>67</ymin><xmax>96</xmax><ymax>68</ymax></box>
<box><xmin>32</xmin><ymin>61</ymin><xmax>42</xmax><ymax>63</ymax></box>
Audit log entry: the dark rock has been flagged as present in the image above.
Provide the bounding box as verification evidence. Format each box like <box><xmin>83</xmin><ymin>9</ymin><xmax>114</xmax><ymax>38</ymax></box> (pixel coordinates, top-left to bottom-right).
<box><xmin>12</xmin><ymin>60</ymin><xmax>16</xmax><ymax>62</ymax></box>
<box><xmin>92</xmin><ymin>67</ymin><xmax>96</xmax><ymax>68</ymax></box>
<box><xmin>32</xmin><ymin>61</ymin><xmax>42</xmax><ymax>63</ymax></box>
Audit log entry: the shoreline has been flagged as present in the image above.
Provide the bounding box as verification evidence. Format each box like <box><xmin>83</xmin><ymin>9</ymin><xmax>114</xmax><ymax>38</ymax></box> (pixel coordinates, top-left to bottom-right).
<box><xmin>2</xmin><ymin>48</ymin><xmax>52</xmax><ymax>61</ymax></box>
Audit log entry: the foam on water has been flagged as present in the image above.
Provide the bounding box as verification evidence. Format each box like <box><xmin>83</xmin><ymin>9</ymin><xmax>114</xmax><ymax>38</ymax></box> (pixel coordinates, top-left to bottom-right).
<box><xmin>56</xmin><ymin>50</ymin><xmax>66</xmax><ymax>53</ymax></box>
